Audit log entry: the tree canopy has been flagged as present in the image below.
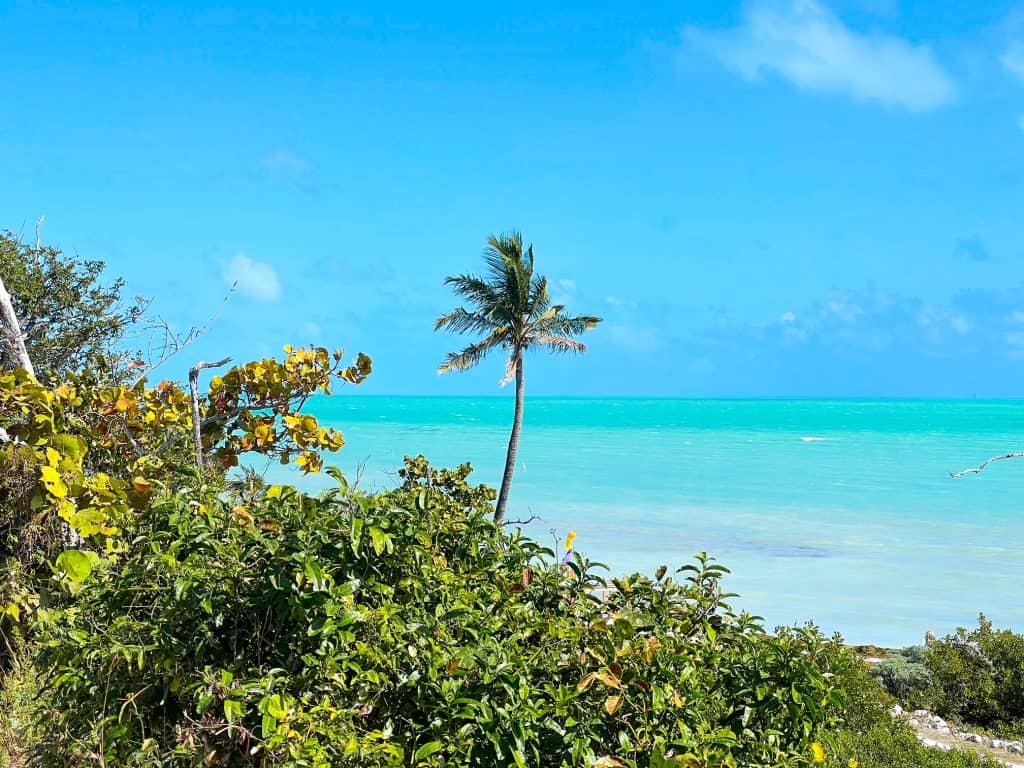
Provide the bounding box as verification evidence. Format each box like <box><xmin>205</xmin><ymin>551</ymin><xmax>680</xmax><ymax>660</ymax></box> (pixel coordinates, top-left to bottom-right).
<box><xmin>0</xmin><ymin>231</ymin><xmax>146</xmax><ymax>383</ymax></box>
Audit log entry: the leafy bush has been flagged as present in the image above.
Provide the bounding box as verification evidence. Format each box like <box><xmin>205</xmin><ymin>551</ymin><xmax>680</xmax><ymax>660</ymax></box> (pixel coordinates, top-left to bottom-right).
<box><xmin>871</xmin><ymin>651</ymin><xmax>931</xmax><ymax>709</ymax></box>
<box><xmin>924</xmin><ymin>616</ymin><xmax>1024</xmax><ymax>733</ymax></box>
<box><xmin>826</xmin><ymin>722</ymin><xmax>1000</xmax><ymax>768</ymax></box>
<box><xmin>822</xmin><ymin>651</ymin><xmax>1001</xmax><ymax>768</ymax></box>
<box><xmin>29</xmin><ymin>457</ymin><xmax>848</xmax><ymax>767</ymax></box>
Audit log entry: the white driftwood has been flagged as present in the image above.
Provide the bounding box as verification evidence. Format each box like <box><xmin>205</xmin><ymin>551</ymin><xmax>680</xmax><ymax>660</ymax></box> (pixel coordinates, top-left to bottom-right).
<box><xmin>0</xmin><ymin>273</ymin><xmax>34</xmax><ymax>376</ymax></box>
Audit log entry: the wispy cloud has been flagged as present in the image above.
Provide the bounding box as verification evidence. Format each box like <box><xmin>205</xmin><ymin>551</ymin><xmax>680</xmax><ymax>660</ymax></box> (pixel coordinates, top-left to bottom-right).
<box><xmin>260</xmin><ymin>148</ymin><xmax>317</xmax><ymax>193</ymax></box>
<box><xmin>954</xmin><ymin>235</ymin><xmax>990</xmax><ymax>262</ymax></box>
<box><xmin>683</xmin><ymin>0</ymin><xmax>956</xmax><ymax>111</ymax></box>
<box><xmin>222</xmin><ymin>253</ymin><xmax>281</xmax><ymax>302</ymax></box>
<box><xmin>1002</xmin><ymin>40</ymin><xmax>1024</xmax><ymax>83</ymax></box>
<box><xmin>698</xmin><ymin>284</ymin><xmax>1024</xmax><ymax>360</ymax></box>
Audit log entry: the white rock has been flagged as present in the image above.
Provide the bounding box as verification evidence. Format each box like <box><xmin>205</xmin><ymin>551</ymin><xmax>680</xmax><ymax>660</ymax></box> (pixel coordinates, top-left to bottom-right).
<box><xmin>913</xmin><ymin>709</ymin><xmax>931</xmax><ymax>718</ymax></box>
<box><xmin>918</xmin><ymin>736</ymin><xmax>953</xmax><ymax>751</ymax></box>
<box><xmin>890</xmin><ymin>704</ymin><xmax>905</xmax><ymax>717</ymax></box>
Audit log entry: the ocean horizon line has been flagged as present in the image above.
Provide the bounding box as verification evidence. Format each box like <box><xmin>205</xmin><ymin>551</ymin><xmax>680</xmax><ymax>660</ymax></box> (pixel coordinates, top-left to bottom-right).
<box><xmin>334</xmin><ymin>393</ymin><xmax>1024</xmax><ymax>403</ymax></box>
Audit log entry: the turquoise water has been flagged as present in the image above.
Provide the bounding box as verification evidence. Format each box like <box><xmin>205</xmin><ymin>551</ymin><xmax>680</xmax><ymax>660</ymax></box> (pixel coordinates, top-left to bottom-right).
<box><xmin>285</xmin><ymin>397</ymin><xmax>1024</xmax><ymax>646</ymax></box>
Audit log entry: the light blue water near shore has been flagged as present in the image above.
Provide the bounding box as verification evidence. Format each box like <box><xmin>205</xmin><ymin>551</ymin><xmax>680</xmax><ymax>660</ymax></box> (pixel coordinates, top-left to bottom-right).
<box><xmin>283</xmin><ymin>397</ymin><xmax>1024</xmax><ymax>647</ymax></box>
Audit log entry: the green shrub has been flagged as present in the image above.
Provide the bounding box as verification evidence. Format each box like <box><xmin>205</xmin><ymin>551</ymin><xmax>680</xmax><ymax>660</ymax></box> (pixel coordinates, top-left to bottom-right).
<box><xmin>924</xmin><ymin>616</ymin><xmax>1024</xmax><ymax>732</ymax></box>
<box><xmin>871</xmin><ymin>656</ymin><xmax>931</xmax><ymax>709</ymax></box>
<box><xmin>826</xmin><ymin>722</ymin><xmax>1000</xmax><ymax>768</ymax></box>
<box><xmin>29</xmin><ymin>457</ymin><xmax>847</xmax><ymax>767</ymax></box>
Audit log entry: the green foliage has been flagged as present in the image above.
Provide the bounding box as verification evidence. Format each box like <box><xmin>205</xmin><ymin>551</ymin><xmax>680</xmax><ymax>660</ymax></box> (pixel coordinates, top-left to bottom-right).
<box><xmin>0</xmin><ymin>231</ymin><xmax>145</xmax><ymax>383</ymax></box>
<box><xmin>0</xmin><ymin>346</ymin><xmax>370</xmax><ymax>670</ymax></box>
<box><xmin>29</xmin><ymin>457</ymin><xmax>846</xmax><ymax>767</ymax></box>
<box><xmin>870</xmin><ymin>649</ymin><xmax>932</xmax><ymax>709</ymax></box>
<box><xmin>826</xmin><ymin>722</ymin><xmax>1000</xmax><ymax>768</ymax></box>
<box><xmin>0</xmin><ymin>655</ymin><xmax>39</xmax><ymax>767</ymax></box>
<box><xmin>824</xmin><ymin>655</ymin><xmax>1001</xmax><ymax>768</ymax></box>
<box><xmin>923</xmin><ymin>616</ymin><xmax>1024</xmax><ymax>733</ymax></box>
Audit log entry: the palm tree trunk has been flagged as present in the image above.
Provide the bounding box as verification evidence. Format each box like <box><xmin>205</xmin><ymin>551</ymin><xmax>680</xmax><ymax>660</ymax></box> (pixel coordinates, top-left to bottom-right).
<box><xmin>494</xmin><ymin>352</ymin><xmax>524</xmax><ymax>523</ymax></box>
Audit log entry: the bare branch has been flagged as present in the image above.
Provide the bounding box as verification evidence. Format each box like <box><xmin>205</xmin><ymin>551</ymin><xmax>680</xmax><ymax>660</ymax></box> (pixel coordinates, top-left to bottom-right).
<box><xmin>189</xmin><ymin>357</ymin><xmax>232</xmax><ymax>472</ymax></box>
<box><xmin>35</xmin><ymin>215</ymin><xmax>44</xmax><ymax>250</ymax></box>
<box><xmin>132</xmin><ymin>282</ymin><xmax>236</xmax><ymax>386</ymax></box>
<box><xmin>950</xmin><ymin>452</ymin><xmax>1024</xmax><ymax>478</ymax></box>
<box><xmin>502</xmin><ymin>514</ymin><xmax>540</xmax><ymax>526</ymax></box>
<box><xmin>352</xmin><ymin>456</ymin><xmax>370</xmax><ymax>491</ymax></box>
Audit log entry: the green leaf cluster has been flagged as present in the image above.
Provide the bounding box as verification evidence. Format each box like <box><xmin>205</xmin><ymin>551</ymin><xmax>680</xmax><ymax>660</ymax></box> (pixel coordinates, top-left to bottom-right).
<box><xmin>28</xmin><ymin>456</ymin><xmax>847</xmax><ymax>767</ymax></box>
<box><xmin>0</xmin><ymin>231</ymin><xmax>146</xmax><ymax>384</ymax></box>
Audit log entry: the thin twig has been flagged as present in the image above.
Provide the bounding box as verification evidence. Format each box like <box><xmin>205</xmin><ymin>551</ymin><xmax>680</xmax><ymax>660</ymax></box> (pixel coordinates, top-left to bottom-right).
<box><xmin>132</xmin><ymin>282</ymin><xmax>236</xmax><ymax>386</ymax></box>
<box><xmin>950</xmin><ymin>452</ymin><xmax>1024</xmax><ymax>478</ymax></box>
<box><xmin>503</xmin><ymin>511</ymin><xmax>540</xmax><ymax>526</ymax></box>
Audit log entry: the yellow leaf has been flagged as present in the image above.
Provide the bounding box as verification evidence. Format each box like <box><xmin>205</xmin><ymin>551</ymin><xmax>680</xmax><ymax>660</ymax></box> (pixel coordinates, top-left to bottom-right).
<box><xmin>577</xmin><ymin>672</ymin><xmax>598</xmax><ymax>692</ymax></box>
<box><xmin>5</xmin><ymin>603</ymin><xmax>21</xmax><ymax>622</ymax></box>
<box><xmin>40</xmin><ymin>465</ymin><xmax>69</xmax><ymax>499</ymax></box>
<box><xmin>232</xmin><ymin>506</ymin><xmax>254</xmax><ymax>525</ymax></box>
<box><xmin>811</xmin><ymin>742</ymin><xmax>826</xmax><ymax>764</ymax></box>
<box><xmin>603</xmin><ymin>695</ymin><xmax>622</xmax><ymax>716</ymax></box>
<box><xmin>595</xmin><ymin>671</ymin><xmax>622</xmax><ymax>689</ymax></box>
<box><xmin>114</xmin><ymin>394</ymin><xmax>132</xmax><ymax>412</ymax></box>
<box><xmin>131</xmin><ymin>476</ymin><xmax>153</xmax><ymax>493</ymax></box>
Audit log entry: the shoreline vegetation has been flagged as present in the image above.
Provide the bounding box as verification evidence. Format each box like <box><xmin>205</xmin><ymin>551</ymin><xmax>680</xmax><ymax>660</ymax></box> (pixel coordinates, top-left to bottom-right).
<box><xmin>1</xmin><ymin>230</ymin><xmax>1023</xmax><ymax>766</ymax></box>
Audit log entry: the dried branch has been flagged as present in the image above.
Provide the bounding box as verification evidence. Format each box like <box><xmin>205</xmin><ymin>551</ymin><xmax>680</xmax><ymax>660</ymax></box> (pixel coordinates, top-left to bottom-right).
<box><xmin>131</xmin><ymin>282</ymin><xmax>236</xmax><ymax>387</ymax></box>
<box><xmin>950</xmin><ymin>452</ymin><xmax>1024</xmax><ymax>478</ymax></box>
<box><xmin>502</xmin><ymin>515</ymin><xmax>540</xmax><ymax>526</ymax></box>
<box><xmin>189</xmin><ymin>358</ymin><xmax>232</xmax><ymax>471</ymax></box>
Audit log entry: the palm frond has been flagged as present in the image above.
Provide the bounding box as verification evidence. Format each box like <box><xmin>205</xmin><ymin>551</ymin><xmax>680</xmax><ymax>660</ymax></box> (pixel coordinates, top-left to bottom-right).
<box><xmin>526</xmin><ymin>275</ymin><xmax>550</xmax><ymax>321</ymax></box>
<box><xmin>437</xmin><ymin>329</ymin><xmax>507</xmax><ymax>374</ymax></box>
<box><xmin>434</xmin><ymin>308</ymin><xmax>498</xmax><ymax>335</ymax></box>
<box><xmin>533</xmin><ymin>312</ymin><xmax>602</xmax><ymax>338</ymax></box>
<box><xmin>535</xmin><ymin>335</ymin><xmax>587</xmax><ymax>354</ymax></box>
<box><xmin>499</xmin><ymin>354</ymin><xmax>517</xmax><ymax>387</ymax></box>
<box><xmin>443</xmin><ymin>274</ymin><xmax>499</xmax><ymax>310</ymax></box>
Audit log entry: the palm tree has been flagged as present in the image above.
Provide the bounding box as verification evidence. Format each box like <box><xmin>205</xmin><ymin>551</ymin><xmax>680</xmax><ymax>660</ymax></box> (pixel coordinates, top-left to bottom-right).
<box><xmin>435</xmin><ymin>232</ymin><xmax>602</xmax><ymax>523</ymax></box>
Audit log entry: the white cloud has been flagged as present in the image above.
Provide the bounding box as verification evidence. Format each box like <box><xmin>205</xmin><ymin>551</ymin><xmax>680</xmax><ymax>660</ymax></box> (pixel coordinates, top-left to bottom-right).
<box><xmin>779</xmin><ymin>310</ymin><xmax>797</xmax><ymax>324</ymax></box>
<box><xmin>260</xmin><ymin>148</ymin><xmax>316</xmax><ymax>192</ymax></box>
<box><xmin>684</xmin><ymin>0</ymin><xmax>956</xmax><ymax>111</ymax></box>
<box><xmin>606</xmin><ymin>324</ymin><xmax>662</xmax><ymax>351</ymax></box>
<box><xmin>950</xmin><ymin>316</ymin><xmax>970</xmax><ymax>335</ymax></box>
<box><xmin>223</xmin><ymin>253</ymin><xmax>281</xmax><ymax>302</ymax></box>
<box><xmin>1002</xmin><ymin>41</ymin><xmax>1024</xmax><ymax>82</ymax></box>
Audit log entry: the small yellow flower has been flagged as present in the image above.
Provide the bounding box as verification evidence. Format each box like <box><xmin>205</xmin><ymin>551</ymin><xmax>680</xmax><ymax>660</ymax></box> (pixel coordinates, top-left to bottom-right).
<box><xmin>848</xmin><ymin>759</ymin><xmax>858</xmax><ymax>768</ymax></box>
<box><xmin>564</xmin><ymin>531</ymin><xmax>577</xmax><ymax>551</ymax></box>
<box><xmin>811</xmin><ymin>742</ymin><xmax>826</xmax><ymax>764</ymax></box>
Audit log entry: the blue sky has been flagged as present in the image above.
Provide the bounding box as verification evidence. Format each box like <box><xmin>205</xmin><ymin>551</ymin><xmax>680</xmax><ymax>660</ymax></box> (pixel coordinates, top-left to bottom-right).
<box><xmin>3</xmin><ymin>0</ymin><xmax>1024</xmax><ymax>396</ymax></box>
